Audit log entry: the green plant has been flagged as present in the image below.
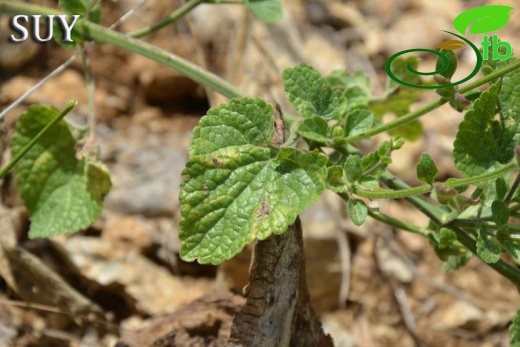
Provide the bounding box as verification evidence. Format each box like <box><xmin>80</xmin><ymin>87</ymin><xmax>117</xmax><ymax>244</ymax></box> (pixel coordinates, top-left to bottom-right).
<box><xmin>2</xmin><ymin>0</ymin><xmax>520</xmax><ymax>345</ymax></box>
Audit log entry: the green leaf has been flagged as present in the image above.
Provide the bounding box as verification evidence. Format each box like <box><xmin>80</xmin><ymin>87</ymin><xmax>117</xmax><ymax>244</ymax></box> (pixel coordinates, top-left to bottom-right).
<box><xmin>327</xmin><ymin>70</ymin><xmax>371</xmax><ymax>113</ymax></box>
<box><xmin>416</xmin><ymin>153</ymin><xmax>438</xmax><ymax>185</ymax></box>
<box><xmin>297</xmin><ymin>117</ymin><xmax>329</xmax><ymax>143</ymax></box>
<box><xmin>497</xmin><ymin>62</ymin><xmax>520</xmax><ymax>163</ymax></box>
<box><xmin>442</xmin><ymin>252</ymin><xmax>472</xmax><ymax>273</ymax></box>
<box><xmin>56</xmin><ymin>0</ymin><xmax>101</xmax><ymax>48</ymax></box>
<box><xmin>439</xmin><ymin>227</ymin><xmax>457</xmax><ymax>249</ymax></box>
<box><xmin>283</xmin><ymin>63</ymin><xmax>339</xmax><ymax>119</ymax></box>
<box><xmin>510</xmin><ymin>307</ymin><xmax>520</xmax><ymax>347</ymax></box>
<box><xmin>326</xmin><ymin>166</ymin><xmax>346</xmax><ymax>193</ymax></box>
<box><xmin>348</xmin><ymin>198</ymin><xmax>368</xmax><ymax>226</ymax></box>
<box><xmin>436</xmin><ymin>49</ymin><xmax>458</xmax><ymax>80</ymax></box>
<box><xmin>11</xmin><ymin>105</ymin><xmax>111</xmax><ymax>238</ymax></box>
<box><xmin>503</xmin><ymin>240</ymin><xmax>520</xmax><ymax>266</ymax></box>
<box><xmin>495</xmin><ymin>177</ymin><xmax>508</xmax><ymax>201</ymax></box>
<box><xmin>453</xmin><ymin>84</ymin><xmax>501</xmax><ymax>177</ymax></box>
<box><xmin>344</xmin><ymin>155</ymin><xmax>363</xmax><ymax>182</ymax></box>
<box><xmin>491</xmin><ymin>200</ymin><xmax>510</xmax><ymax>225</ymax></box>
<box><xmin>245</xmin><ymin>0</ymin><xmax>283</xmax><ymax>24</ymax></box>
<box><xmin>476</xmin><ymin>227</ymin><xmax>501</xmax><ymax>264</ymax></box>
<box><xmin>180</xmin><ymin>97</ymin><xmax>328</xmax><ymax>264</ymax></box>
<box><xmin>345</xmin><ymin>109</ymin><xmax>373</xmax><ymax>137</ymax></box>
<box><xmin>453</xmin><ymin>5</ymin><xmax>513</xmax><ymax>35</ymax></box>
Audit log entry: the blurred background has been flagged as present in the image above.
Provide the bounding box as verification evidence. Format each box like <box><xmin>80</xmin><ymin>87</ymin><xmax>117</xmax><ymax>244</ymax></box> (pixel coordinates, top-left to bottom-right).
<box><xmin>0</xmin><ymin>0</ymin><xmax>519</xmax><ymax>346</ymax></box>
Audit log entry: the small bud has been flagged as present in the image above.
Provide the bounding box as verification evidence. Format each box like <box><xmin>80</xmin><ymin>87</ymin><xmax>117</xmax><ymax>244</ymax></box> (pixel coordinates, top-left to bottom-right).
<box><xmin>393</xmin><ymin>137</ymin><xmax>405</xmax><ymax>150</ymax></box>
<box><xmin>331</xmin><ymin>125</ymin><xmax>344</xmax><ymax>138</ymax></box>
<box><xmin>434</xmin><ymin>182</ymin><xmax>457</xmax><ymax>205</ymax></box>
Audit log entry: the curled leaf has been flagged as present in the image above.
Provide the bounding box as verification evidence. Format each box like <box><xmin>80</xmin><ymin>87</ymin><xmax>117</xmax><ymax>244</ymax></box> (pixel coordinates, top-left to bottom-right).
<box><xmin>453</xmin><ymin>5</ymin><xmax>513</xmax><ymax>35</ymax></box>
<box><xmin>437</xmin><ymin>39</ymin><xmax>465</xmax><ymax>51</ymax></box>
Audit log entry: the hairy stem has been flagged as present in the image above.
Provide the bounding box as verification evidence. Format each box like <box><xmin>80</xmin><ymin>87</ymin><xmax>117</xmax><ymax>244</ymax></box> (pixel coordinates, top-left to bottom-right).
<box><xmin>130</xmin><ymin>0</ymin><xmax>203</xmax><ymax>38</ymax></box>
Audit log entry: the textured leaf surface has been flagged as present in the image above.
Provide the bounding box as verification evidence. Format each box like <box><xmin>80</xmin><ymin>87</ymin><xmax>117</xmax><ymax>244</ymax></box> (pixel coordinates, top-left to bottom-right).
<box><xmin>344</xmin><ymin>155</ymin><xmax>362</xmax><ymax>182</ymax></box>
<box><xmin>346</xmin><ymin>109</ymin><xmax>373</xmax><ymax>137</ymax></box>
<box><xmin>283</xmin><ymin>64</ymin><xmax>339</xmax><ymax>119</ymax></box>
<box><xmin>11</xmin><ymin>105</ymin><xmax>111</xmax><ymax>238</ymax></box>
<box><xmin>476</xmin><ymin>227</ymin><xmax>501</xmax><ymax>264</ymax></box>
<box><xmin>297</xmin><ymin>117</ymin><xmax>329</xmax><ymax>143</ymax></box>
<box><xmin>245</xmin><ymin>0</ymin><xmax>283</xmax><ymax>24</ymax></box>
<box><xmin>180</xmin><ymin>98</ymin><xmax>328</xmax><ymax>264</ymax></box>
<box><xmin>503</xmin><ymin>241</ymin><xmax>520</xmax><ymax>266</ymax></box>
<box><xmin>416</xmin><ymin>153</ymin><xmax>438</xmax><ymax>185</ymax></box>
<box><xmin>510</xmin><ymin>308</ymin><xmax>520</xmax><ymax>347</ymax></box>
<box><xmin>453</xmin><ymin>84</ymin><xmax>501</xmax><ymax>177</ymax></box>
<box><xmin>453</xmin><ymin>5</ymin><xmax>513</xmax><ymax>35</ymax></box>
<box><xmin>348</xmin><ymin>198</ymin><xmax>367</xmax><ymax>226</ymax></box>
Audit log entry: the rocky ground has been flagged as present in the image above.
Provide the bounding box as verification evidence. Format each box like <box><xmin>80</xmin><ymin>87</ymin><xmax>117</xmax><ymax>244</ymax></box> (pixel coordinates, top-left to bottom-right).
<box><xmin>0</xmin><ymin>0</ymin><xmax>519</xmax><ymax>346</ymax></box>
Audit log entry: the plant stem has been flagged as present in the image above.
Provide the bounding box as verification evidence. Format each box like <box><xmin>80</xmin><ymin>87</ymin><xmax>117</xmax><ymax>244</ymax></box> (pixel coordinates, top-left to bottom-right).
<box><xmin>340</xmin><ymin>59</ymin><xmax>520</xmax><ymax>144</ymax></box>
<box><xmin>130</xmin><ymin>0</ymin><xmax>203</xmax><ymax>38</ymax></box>
<box><xmin>506</xmin><ymin>173</ymin><xmax>520</xmax><ymax>203</ymax></box>
<box><xmin>0</xmin><ymin>1</ymin><xmax>246</xmax><ymax>99</ymax></box>
<box><xmin>449</xmin><ymin>224</ymin><xmax>520</xmax><ymax>286</ymax></box>
<box><xmin>0</xmin><ymin>101</ymin><xmax>77</xmax><ymax>180</ymax></box>
<box><xmin>79</xmin><ymin>44</ymin><xmax>97</xmax><ymax>141</ymax></box>
<box><xmin>354</xmin><ymin>163</ymin><xmax>516</xmax><ymax>200</ymax></box>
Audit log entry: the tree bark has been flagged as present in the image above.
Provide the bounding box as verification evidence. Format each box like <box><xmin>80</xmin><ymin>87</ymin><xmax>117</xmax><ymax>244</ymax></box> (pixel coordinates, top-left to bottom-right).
<box><xmin>229</xmin><ymin>104</ymin><xmax>333</xmax><ymax>347</ymax></box>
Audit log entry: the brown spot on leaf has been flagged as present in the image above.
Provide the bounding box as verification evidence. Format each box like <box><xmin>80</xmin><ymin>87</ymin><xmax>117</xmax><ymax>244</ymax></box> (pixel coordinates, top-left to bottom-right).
<box><xmin>211</xmin><ymin>157</ymin><xmax>223</xmax><ymax>167</ymax></box>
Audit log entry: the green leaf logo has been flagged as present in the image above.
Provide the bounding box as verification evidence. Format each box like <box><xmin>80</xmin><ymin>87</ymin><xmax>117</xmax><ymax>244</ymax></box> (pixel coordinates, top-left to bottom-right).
<box><xmin>453</xmin><ymin>5</ymin><xmax>513</xmax><ymax>35</ymax></box>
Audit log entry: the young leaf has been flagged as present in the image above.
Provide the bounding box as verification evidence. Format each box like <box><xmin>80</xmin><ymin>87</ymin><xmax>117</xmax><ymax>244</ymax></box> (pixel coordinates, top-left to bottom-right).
<box><xmin>179</xmin><ymin>98</ymin><xmax>327</xmax><ymax>264</ymax></box>
<box><xmin>326</xmin><ymin>166</ymin><xmax>347</xmax><ymax>193</ymax></box>
<box><xmin>348</xmin><ymin>198</ymin><xmax>368</xmax><ymax>226</ymax></box>
<box><xmin>453</xmin><ymin>5</ymin><xmax>513</xmax><ymax>35</ymax></box>
<box><xmin>510</xmin><ymin>308</ymin><xmax>520</xmax><ymax>347</ymax></box>
<box><xmin>453</xmin><ymin>84</ymin><xmax>501</xmax><ymax>177</ymax></box>
<box><xmin>283</xmin><ymin>63</ymin><xmax>339</xmax><ymax>119</ymax></box>
<box><xmin>416</xmin><ymin>153</ymin><xmax>438</xmax><ymax>185</ymax></box>
<box><xmin>495</xmin><ymin>177</ymin><xmax>508</xmax><ymax>201</ymax></box>
<box><xmin>476</xmin><ymin>227</ymin><xmax>501</xmax><ymax>264</ymax></box>
<box><xmin>327</xmin><ymin>70</ymin><xmax>371</xmax><ymax>112</ymax></box>
<box><xmin>56</xmin><ymin>0</ymin><xmax>101</xmax><ymax>48</ymax></box>
<box><xmin>442</xmin><ymin>252</ymin><xmax>472</xmax><ymax>273</ymax></box>
<box><xmin>491</xmin><ymin>200</ymin><xmax>510</xmax><ymax>225</ymax></box>
<box><xmin>503</xmin><ymin>240</ymin><xmax>520</xmax><ymax>266</ymax></box>
<box><xmin>297</xmin><ymin>117</ymin><xmax>329</xmax><ymax>143</ymax></box>
<box><xmin>344</xmin><ymin>155</ymin><xmax>363</xmax><ymax>182</ymax></box>
<box><xmin>436</xmin><ymin>49</ymin><xmax>458</xmax><ymax>80</ymax></box>
<box><xmin>11</xmin><ymin>105</ymin><xmax>111</xmax><ymax>238</ymax></box>
<box><xmin>439</xmin><ymin>227</ymin><xmax>457</xmax><ymax>249</ymax></box>
<box><xmin>345</xmin><ymin>109</ymin><xmax>373</xmax><ymax>137</ymax></box>
<box><xmin>245</xmin><ymin>0</ymin><xmax>283</xmax><ymax>24</ymax></box>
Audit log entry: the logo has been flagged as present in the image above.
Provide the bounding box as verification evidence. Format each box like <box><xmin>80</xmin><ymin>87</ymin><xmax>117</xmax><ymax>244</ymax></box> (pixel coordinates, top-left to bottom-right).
<box><xmin>386</xmin><ymin>5</ymin><xmax>514</xmax><ymax>89</ymax></box>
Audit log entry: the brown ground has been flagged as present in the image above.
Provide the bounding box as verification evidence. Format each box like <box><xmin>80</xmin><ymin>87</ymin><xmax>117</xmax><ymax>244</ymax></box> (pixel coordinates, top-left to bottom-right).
<box><xmin>0</xmin><ymin>0</ymin><xmax>519</xmax><ymax>346</ymax></box>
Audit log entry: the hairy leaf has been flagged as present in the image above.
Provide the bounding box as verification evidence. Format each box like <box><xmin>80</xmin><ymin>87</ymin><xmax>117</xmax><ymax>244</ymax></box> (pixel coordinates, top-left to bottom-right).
<box><xmin>180</xmin><ymin>98</ymin><xmax>327</xmax><ymax>264</ymax></box>
<box><xmin>345</xmin><ymin>109</ymin><xmax>373</xmax><ymax>137</ymax></box>
<box><xmin>297</xmin><ymin>117</ymin><xmax>329</xmax><ymax>143</ymax></box>
<box><xmin>491</xmin><ymin>200</ymin><xmax>510</xmax><ymax>225</ymax></box>
<box><xmin>326</xmin><ymin>166</ymin><xmax>347</xmax><ymax>193</ymax></box>
<box><xmin>283</xmin><ymin>64</ymin><xmax>339</xmax><ymax>119</ymax></box>
<box><xmin>344</xmin><ymin>155</ymin><xmax>363</xmax><ymax>182</ymax></box>
<box><xmin>503</xmin><ymin>240</ymin><xmax>520</xmax><ymax>266</ymax></box>
<box><xmin>476</xmin><ymin>227</ymin><xmax>501</xmax><ymax>264</ymax></box>
<box><xmin>416</xmin><ymin>153</ymin><xmax>438</xmax><ymax>185</ymax></box>
<box><xmin>453</xmin><ymin>84</ymin><xmax>501</xmax><ymax>177</ymax></box>
<box><xmin>348</xmin><ymin>198</ymin><xmax>368</xmax><ymax>226</ymax></box>
<box><xmin>11</xmin><ymin>105</ymin><xmax>111</xmax><ymax>238</ymax></box>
